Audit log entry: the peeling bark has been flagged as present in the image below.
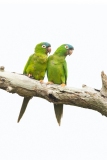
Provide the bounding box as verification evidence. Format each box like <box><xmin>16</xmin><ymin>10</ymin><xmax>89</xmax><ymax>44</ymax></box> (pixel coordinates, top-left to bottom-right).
<box><xmin>0</xmin><ymin>66</ymin><xmax>107</xmax><ymax>117</ymax></box>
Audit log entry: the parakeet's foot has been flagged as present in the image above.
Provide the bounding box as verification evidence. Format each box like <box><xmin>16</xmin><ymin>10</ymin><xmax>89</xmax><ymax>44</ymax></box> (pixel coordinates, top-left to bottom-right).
<box><xmin>61</xmin><ymin>83</ymin><xmax>66</xmax><ymax>87</ymax></box>
<box><xmin>24</xmin><ymin>74</ymin><xmax>33</xmax><ymax>78</ymax></box>
<box><xmin>46</xmin><ymin>81</ymin><xmax>54</xmax><ymax>85</ymax></box>
<box><xmin>26</xmin><ymin>74</ymin><xmax>34</xmax><ymax>79</ymax></box>
<box><xmin>28</xmin><ymin>74</ymin><xmax>32</xmax><ymax>77</ymax></box>
<box><xmin>39</xmin><ymin>80</ymin><xmax>44</xmax><ymax>83</ymax></box>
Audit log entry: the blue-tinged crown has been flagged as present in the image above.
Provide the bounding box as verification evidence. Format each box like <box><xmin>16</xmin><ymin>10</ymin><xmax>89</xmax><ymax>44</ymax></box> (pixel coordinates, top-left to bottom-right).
<box><xmin>42</xmin><ymin>42</ymin><xmax>51</xmax><ymax>47</ymax></box>
<box><xmin>65</xmin><ymin>44</ymin><xmax>74</xmax><ymax>50</ymax></box>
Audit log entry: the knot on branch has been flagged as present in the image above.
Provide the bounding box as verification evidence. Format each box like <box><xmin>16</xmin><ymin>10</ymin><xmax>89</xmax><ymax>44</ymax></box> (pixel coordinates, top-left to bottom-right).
<box><xmin>47</xmin><ymin>90</ymin><xmax>59</xmax><ymax>102</ymax></box>
<box><xmin>0</xmin><ymin>78</ymin><xmax>6</xmax><ymax>83</ymax></box>
<box><xmin>6</xmin><ymin>86</ymin><xmax>14</xmax><ymax>92</ymax></box>
<box><xmin>49</xmin><ymin>93</ymin><xmax>59</xmax><ymax>102</ymax></box>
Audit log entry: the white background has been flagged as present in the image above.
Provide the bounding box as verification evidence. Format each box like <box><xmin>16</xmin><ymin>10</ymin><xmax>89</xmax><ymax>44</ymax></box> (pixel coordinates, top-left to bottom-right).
<box><xmin>0</xmin><ymin>1</ymin><xmax>107</xmax><ymax>160</ymax></box>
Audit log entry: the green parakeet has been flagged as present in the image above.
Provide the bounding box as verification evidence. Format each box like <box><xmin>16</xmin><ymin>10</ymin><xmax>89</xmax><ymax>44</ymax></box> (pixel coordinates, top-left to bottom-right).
<box><xmin>17</xmin><ymin>42</ymin><xmax>51</xmax><ymax>122</ymax></box>
<box><xmin>47</xmin><ymin>44</ymin><xmax>74</xmax><ymax>125</ymax></box>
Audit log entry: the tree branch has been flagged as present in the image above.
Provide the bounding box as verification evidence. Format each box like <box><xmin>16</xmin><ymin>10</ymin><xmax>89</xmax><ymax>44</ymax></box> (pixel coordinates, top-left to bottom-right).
<box><xmin>0</xmin><ymin>66</ymin><xmax>107</xmax><ymax>117</ymax></box>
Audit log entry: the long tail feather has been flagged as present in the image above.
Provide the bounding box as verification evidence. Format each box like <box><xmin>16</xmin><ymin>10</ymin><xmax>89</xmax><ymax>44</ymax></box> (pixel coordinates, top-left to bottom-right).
<box><xmin>54</xmin><ymin>104</ymin><xmax>63</xmax><ymax>126</ymax></box>
<box><xmin>17</xmin><ymin>97</ymin><xmax>31</xmax><ymax>123</ymax></box>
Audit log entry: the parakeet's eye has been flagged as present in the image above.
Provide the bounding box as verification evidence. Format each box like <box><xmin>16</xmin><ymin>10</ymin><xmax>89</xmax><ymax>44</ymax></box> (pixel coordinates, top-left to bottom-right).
<box><xmin>42</xmin><ymin>45</ymin><xmax>46</xmax><ymax>48</ymax></box>
<box><xmin>65</xmin><ymin>45</ymin><xmax>69</xmax><ymax>49</ymax></box>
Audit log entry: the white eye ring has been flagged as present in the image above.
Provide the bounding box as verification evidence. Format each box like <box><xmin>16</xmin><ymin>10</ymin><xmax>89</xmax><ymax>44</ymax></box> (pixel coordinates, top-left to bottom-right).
<box><xmin>42</xmin><ymin>45</ymin><xmax>46</xmax><ymax>48</ymax></box>
<box><xmin>65</xmin><ymin>45</ymin><xmax>69</xmax><ymax>49</ymax></box>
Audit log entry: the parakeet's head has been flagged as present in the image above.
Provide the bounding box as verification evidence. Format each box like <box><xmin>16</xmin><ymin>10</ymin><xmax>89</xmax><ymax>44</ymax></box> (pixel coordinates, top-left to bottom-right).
<box><xmin>34</xmin><ymin>42</ymin><xmax>51</xmax><ymax>54</ymax></box>
<box><xmin>54</xmin><ymin>44</ymin><xmax>74</xmax><ymax>57</ymax></box>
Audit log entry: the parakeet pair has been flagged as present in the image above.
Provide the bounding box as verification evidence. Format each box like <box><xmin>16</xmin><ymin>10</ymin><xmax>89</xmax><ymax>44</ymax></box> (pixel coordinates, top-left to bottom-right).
<box><xmin>17</xmin><ymin>42</ymin><xmax>74</xmax><ymax>126</ymax></box>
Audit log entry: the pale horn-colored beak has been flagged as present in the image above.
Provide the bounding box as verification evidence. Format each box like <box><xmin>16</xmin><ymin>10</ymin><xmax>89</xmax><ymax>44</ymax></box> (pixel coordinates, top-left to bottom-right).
<box><xmin>47</xmin><ymin>46</ymin><xmax>51</xmax><ymax>54</ymax></box>
<box><xmin>68</xmin><ymin>49</ymin><xmax>73</xmax><ymax>56</ymax></box>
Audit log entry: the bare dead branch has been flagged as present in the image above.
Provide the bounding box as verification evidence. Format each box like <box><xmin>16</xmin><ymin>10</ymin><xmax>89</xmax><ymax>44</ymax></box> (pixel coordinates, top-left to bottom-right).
<box><xmin>0</xmin><ymin>67</ymin><xmax>107</xmax><ymax>117</ymax></box>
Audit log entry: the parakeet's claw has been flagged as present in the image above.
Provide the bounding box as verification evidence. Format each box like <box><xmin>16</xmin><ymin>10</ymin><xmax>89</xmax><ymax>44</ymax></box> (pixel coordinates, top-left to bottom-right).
<box><xmin>26</xmin><ymin>74</ymin><xmax>35</xmax><ymax>79</ymax></box>
<box><xmin>39</xmin><ymin>80</ymin><xmax>44</xmax><ymax>83</ymax></box>
<box><xmin>28</xmin><ymin>74</ymin><xmax>32</xmax><ymax>77</ymax></box>
<box><xmin>23</xmin><ymin>74</ymin><xmax>33</xmax><ymax>78</ymax></box>
<box><xmin>61</xmin><ymin>83</ymin><xmax>66</xmax><ymax>87</ymax></box>
<box><xmin>46</xmin><ymin>81</ymin><xmax>54</xmax><ymax>85</ymax></box>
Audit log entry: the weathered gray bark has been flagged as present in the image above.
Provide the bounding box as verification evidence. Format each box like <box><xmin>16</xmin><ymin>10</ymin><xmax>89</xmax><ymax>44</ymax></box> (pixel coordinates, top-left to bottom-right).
<box><xmin>0</xmin><ymin>66</ymin><xmax>107</xmax><ymax>117</ymax></box>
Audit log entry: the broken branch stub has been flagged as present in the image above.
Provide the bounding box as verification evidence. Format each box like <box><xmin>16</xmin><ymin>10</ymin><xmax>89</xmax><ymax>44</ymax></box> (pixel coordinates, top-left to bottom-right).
<box><xmin>100</xmin><ymin>71</ymin><xmax>107</xmax><ymax>97</ymax></box>
<box><xmin>0</xmin><ymin>66</ymin><xmax>107</xmax><ymax>117</ymax></box>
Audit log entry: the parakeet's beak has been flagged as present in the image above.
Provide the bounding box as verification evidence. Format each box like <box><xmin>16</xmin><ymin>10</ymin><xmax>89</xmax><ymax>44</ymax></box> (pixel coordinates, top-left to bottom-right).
<box><xmin>68</xmin><ymin>49</ymin><xmax>73</xmax><ymax>56</ymax></box>
<box><xmin>47</xmin><ymin>46</ymin><xmax>51</xmax><ymax>54</ymax></box>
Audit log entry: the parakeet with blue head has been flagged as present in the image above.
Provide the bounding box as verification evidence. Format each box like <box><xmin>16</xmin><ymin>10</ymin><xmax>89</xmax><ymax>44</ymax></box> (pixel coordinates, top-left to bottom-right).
<box><xmin>47</xmin><ymin>44</ymin><xmax>74</xmax><ymax>125</ymax></box>
<box><xmin>17</xmin><ymin>42</ymin><xmax>51</xmax><ymax>122</ymax></box>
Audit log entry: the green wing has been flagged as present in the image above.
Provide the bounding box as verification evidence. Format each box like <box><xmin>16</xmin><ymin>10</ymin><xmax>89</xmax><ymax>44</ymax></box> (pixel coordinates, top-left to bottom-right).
<box><xmin>47</xmin><ymin>55</ymin><xmax>51</xmax><ymax>78</ymax></box>
<box><xmin>23</xmin><ymin>54</ymin><xmax>33</xmax><ymax>74</ymax></box>
<box><xmin>63</xmin><ymin>60</ymin><xmax>67</xmax><ymax>84</ymax></box>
